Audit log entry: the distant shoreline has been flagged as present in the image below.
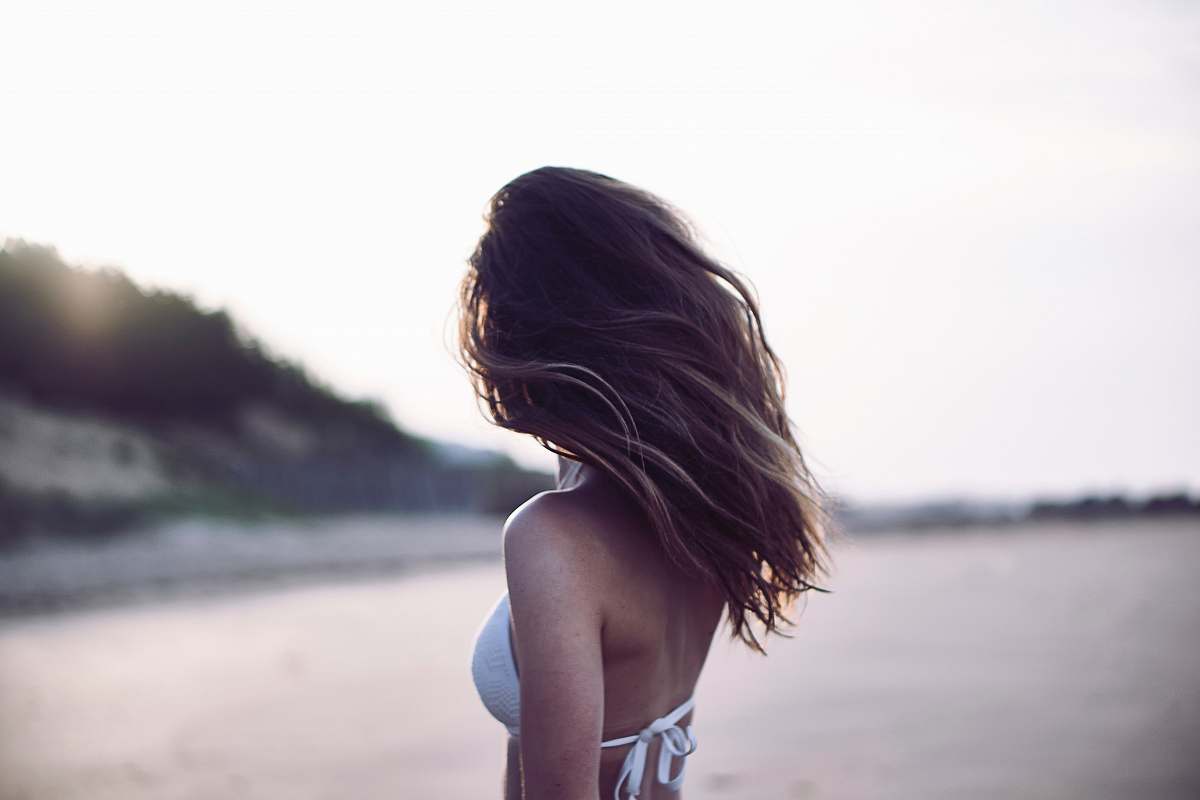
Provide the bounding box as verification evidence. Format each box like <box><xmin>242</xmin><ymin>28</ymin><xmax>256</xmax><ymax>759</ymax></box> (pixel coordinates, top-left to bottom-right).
<box><xmin>3</xmin><ymin>511</ymin><xmax>1195</xmax><ymax>623</ymax></box>
<box><xmin>0</xmin><ymin>511</ymin><xmax>504</xmax><ymax>620</ymax></box>
<box><xmin>0</xmin><ymin>552</ymin><xmax>500</xmax><ymax>629</ymax></box>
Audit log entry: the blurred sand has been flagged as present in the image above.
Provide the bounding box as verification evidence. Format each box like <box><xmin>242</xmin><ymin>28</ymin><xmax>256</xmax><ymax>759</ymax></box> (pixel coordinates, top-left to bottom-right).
<box><xmin>2</xmin><ymin>518</ymin><xmax>1198</xmax><ymax>799</ymax></box>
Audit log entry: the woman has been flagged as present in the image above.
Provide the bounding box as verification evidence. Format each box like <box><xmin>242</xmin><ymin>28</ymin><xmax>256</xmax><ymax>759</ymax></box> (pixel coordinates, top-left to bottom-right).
<box><xmin>457</xmin><ymin>166</ymin><xmax>835</xmax><ymax>799</ymax></box>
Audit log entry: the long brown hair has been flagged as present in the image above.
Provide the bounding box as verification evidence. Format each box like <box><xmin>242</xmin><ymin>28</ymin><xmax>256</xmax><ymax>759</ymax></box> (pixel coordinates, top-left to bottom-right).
<box><xmin>455</xmin><ymin>166</ymin><xmax>836</xmax><ymax>654</ymax></box>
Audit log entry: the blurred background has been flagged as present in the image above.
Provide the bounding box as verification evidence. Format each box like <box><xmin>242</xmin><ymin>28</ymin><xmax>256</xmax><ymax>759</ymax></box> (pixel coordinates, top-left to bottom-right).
<box><xmin>1</xmin><ymin>1</ymin><xmax>1197</xmax><ymax>798</ymax></box>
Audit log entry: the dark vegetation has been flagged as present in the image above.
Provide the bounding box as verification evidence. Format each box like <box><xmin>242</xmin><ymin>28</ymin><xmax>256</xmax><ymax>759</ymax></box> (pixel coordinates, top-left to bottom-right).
<box><xmin>0</xmin><ymin>241</ymin><xmax>552</xmax><ymax>547</ymax></box>
<box><xmin>833</xmin><ymin>490</ymin><xmax>1200</xmax><ymax>534</ymax></box>
<box><xmin>0</xmin><ymin>242</ymin><xmax>422</xmax><ymax>440</ymax></box>
<box><xmin>1027</xmin><ymin>491</ymin><xmax>1200</xmax><ymax>520</ymax></box>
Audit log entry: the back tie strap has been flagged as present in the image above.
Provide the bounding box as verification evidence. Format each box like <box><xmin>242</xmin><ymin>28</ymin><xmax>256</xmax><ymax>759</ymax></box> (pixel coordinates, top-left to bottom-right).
<box><xmin>599</xmin><ymin>696</ymin><xmax>698</xmax><ymax>800</ymax></box>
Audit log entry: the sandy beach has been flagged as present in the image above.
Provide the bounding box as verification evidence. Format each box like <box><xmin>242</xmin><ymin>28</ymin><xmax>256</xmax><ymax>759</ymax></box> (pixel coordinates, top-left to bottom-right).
<box><xmin>2</xmin><ymin>517</ymin><xmax>1198</xmax><ymax>799</ymax></box>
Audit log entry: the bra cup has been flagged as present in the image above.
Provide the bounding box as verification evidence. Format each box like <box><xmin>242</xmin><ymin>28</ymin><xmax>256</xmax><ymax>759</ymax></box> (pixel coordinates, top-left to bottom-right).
<box><xmin>470</xmin><ymin>592</ymin><xmax>521</xmax><ymax>736</ymax></box>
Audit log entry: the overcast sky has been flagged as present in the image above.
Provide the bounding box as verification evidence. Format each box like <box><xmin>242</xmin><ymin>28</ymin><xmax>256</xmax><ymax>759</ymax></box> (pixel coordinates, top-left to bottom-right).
<box><xmin>2</xmin><ymin>1</ymin><xmax>1197</xmax><ymax>503</ymax></box>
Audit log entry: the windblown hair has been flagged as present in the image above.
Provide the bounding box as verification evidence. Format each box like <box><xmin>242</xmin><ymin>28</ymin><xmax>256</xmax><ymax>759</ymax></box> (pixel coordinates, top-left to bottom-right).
<box><xmin>455</xmin><ymin>166</ymin><xmax>836</xmax><ymax>654</ymax></box>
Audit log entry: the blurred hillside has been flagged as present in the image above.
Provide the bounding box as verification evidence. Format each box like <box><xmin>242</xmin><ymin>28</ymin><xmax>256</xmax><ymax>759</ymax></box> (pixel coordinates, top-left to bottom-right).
<box><xmin>2</xmin><ymin>240</ymin><xmax>1194</xmax><ymax>554</ymax></box>
<box><xmin>0</xmin><ymin>241</ymin><xmax>552</xmax><ymax>546</ymax></box>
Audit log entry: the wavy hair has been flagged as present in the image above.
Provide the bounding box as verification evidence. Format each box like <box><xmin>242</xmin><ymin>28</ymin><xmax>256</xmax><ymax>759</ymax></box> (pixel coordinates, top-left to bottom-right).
<box><xmin>454</xmin><ymin>165</ymin><xmax>836</xmax><ymax>654</ymax></box>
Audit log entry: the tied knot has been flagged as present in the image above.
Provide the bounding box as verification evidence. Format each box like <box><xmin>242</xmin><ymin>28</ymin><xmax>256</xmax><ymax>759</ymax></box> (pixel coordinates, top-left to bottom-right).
<box><xmin>605</xmin><ymin>696</ymin><xmax>698</xmax><ymax>800</ymax></box>
<box><xmin>647</xmin><ymin>716</ymin><xmax>677</xmax><ymax>736</ymax></box>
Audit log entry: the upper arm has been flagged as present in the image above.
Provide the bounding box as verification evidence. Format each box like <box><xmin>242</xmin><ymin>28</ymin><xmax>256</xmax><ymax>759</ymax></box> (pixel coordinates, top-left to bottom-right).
<box><xmin>503</xmin><ymin>499</ymin><xmax>607</xmax><ymax>800</ymax></box>
<box><xmin>504</xmin><ymin>735</ymin><xmax>522</xmax><ymax>800</ymax></box>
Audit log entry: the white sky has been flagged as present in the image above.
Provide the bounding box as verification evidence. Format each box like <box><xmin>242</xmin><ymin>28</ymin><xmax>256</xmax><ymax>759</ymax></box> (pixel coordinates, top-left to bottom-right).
<box><xmin>2</xmin><ymin>0</ymin><xmax>1197</xmax><ymax>503</ymax></box>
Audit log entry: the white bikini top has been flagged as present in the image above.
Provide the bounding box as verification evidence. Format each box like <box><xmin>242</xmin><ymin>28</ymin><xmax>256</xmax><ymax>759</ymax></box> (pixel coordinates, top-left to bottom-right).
<box><xmin>469</xmin><ymin>591</ymin><xmax>699</xmax><ymax>800</ymax></box>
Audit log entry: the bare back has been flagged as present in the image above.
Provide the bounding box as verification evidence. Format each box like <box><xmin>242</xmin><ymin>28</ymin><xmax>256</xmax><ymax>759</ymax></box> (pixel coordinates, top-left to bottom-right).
<box><xmin>505</xmin><ymin>457</ymin><xmax>727</xmax><ymax>799</ymax></box>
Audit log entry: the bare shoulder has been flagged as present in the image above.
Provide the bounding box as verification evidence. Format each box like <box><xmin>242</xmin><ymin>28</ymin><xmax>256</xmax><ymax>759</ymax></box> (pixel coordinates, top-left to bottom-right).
<box><xmin>501</xmin><ymin>489</ymin><xmax>623</xmax><ymax>596</ymax></box>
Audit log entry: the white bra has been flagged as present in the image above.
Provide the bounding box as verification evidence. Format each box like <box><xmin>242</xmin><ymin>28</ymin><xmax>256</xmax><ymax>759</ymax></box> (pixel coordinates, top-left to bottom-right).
<box><xmin>469</xmin><ymin>591</ymin><xmax>699</xmax><ymax>800</ymax></box>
